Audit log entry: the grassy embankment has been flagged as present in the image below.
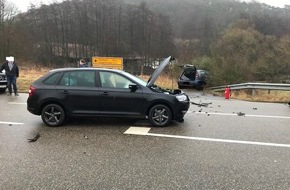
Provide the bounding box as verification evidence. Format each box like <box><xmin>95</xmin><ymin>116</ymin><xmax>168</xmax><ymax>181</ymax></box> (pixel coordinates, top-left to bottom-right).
<box><xmin>18</xmin><ymin>66</ymin><xmax>49</xmax><ymax>92</ymax></box>
<box><xmin>18</xmin><ymin>66</ymin><xmax>290</xmax><ymax>103</ymax></box>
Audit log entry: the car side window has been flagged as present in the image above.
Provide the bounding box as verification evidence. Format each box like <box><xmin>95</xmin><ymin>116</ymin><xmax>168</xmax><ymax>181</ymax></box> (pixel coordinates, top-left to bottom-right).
<box><xmin>59</xmin><ymin>71</ymin><xmax>95</xmax><ymax>87</ymax></box>
<box><xmin>59</xmin><ymin>72</ymin><xmax>77</xmax><ymax>86</ymax></box>
<box><xmin>43</xmin><ymin>73</ymin><xmax>61</xmax><ymax>85</ymax></box>
<box><xmin>99</xmin><ymin>71</ymin><xmax>131</xmax><ymax>88</ymax></box>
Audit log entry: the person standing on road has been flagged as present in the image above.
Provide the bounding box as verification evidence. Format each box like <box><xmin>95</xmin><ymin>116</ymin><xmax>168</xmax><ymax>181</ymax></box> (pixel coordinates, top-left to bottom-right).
<box><xmin>79</xmin><ymin>59</ymin><xmax>88</xmax><ymax>67</ymax></box>
<box><xmin>0</xmin><ymin>56</ymin><xmax>19</xmax><ymax>96</ymax></box>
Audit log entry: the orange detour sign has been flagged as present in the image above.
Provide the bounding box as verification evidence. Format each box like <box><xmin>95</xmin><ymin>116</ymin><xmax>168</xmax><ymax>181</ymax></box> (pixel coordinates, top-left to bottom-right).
<box><xmin>92</xmin><ymin>57</ymin><xmax>123</xmax><ymax>70</ymax></box>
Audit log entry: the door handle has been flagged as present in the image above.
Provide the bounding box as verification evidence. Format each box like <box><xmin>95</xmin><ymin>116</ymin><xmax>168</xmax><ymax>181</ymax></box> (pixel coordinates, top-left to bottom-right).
<box><xmin>62</xmin><ymin>90</ymin><xmax>69</xmax><ymax>94</ymax></box>
<box><xmin>102</xmin><ymin>92</ymin><xmax>109</xmax><ymax>96</ymax></box>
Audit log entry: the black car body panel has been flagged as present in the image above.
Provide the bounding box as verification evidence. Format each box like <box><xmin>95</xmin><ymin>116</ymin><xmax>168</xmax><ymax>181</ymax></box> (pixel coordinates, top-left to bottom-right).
<box><xmin>27</xmin><ymin>57</ymin><xmax>190</xmax><ymax>127</ymax></box>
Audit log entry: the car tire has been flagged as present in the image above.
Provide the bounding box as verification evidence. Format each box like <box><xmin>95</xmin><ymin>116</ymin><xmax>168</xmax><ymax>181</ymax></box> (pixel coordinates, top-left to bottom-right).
<box><xmin>148</xmin><ymin>104</ymin><xmax>172</xmax><ymax>127</ymax></box>
<box><xmin>196</xmin><ymin>82</ymin><xmax>204</xmax><ymax>90</ymax></box>
<box><xmin>178</xmin><ymin>85</ymin><xmax>184</xmax><ymax>89</ymax></box>
<box><xmin>196</xmin><ymin>86</ymin><xmax>203</xmax><ymax>90</ymax></box>
<box><xmin>0</xmin><ymin>88</ymin><xmax>6</xmax><ymax>93</ymax></box>
<box><xmin>41</xmin><ymin>104</ymin><xmax>65</xmax><ymax>127</ymax></box>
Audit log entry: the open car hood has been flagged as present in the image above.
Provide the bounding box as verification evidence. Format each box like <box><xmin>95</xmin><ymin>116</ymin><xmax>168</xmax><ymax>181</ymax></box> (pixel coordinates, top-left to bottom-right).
<box><xmin>147</xmin><ymin>56</ymin><xmax>171</xmax><ymax>87</ymax></box>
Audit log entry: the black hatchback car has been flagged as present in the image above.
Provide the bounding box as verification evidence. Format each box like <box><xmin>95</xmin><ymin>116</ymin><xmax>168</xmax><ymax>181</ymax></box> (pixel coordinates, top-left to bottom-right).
<box><xmin>27</xmin><ymin>56</ymin><xmax>190</xmax><ymax>127</ymax></box>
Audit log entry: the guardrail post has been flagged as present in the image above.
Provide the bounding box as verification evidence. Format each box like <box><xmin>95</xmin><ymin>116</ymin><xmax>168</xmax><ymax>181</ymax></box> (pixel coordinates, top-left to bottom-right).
<box><xmin>252</xmin><ymin>89</ymin><xmax>255</xmax><ymax>97</ymax></box>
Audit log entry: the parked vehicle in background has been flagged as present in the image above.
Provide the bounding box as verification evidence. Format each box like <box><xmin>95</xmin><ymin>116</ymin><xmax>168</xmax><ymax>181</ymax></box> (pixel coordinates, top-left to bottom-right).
<box><xmin>178</xmin><ymin>65</ymin><xmax>208</xmax><ymax>90</ymax></box>
<box><xmin>27</xmin><ymin>56</ymin><xmax>190</xmax><ymax>127</ymax></box>
<box><xmin>0</xmin><ymin>70</ymin><xmax>7</xmax><ymax>93</ymax></box>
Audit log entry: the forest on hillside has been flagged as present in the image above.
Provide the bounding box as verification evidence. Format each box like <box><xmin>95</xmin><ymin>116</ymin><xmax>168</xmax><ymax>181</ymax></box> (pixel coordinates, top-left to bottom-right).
<box><xmin>1</xmin><ymin>0</ymin><xmax>290</xmax><ymax>85</ymax></box>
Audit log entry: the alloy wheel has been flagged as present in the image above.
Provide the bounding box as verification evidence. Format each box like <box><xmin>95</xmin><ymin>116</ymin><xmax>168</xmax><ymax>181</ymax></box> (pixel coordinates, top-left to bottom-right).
<box><xmin>41</xmin><ymin>104</ymin><xmax>65</xmax><ymax>127</ymax></box>
<box><xmin>148</xmin><ymin>104</ymin><xmax>172</xmax><ymax>127</ymax></box>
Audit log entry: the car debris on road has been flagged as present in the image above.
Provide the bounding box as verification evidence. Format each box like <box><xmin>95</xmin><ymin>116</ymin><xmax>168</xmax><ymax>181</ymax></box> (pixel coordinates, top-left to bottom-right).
<box><xmin>191</xmin><ymin>101</ymin><xmax>212</xmax><ymax>107</ymax></box>
<box><xmin>237</xmin><ymin>112</ymin><xmax>245</xmax><ymax>116</ymax></box>
<box><xmin>27</xmin><ymin>133</ymin><xmax>40</xmax><ymax>142</ymax></box>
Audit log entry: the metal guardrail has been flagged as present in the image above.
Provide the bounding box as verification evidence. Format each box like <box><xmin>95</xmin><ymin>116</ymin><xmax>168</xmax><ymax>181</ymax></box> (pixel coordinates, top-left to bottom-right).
<box><xmin>211</xmin><ymin>83</ymin><xmax>290</xmax><ymax>92</ymax></box>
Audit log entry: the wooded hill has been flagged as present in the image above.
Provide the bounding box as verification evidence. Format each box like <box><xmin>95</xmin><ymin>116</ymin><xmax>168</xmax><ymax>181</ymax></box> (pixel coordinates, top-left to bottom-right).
<box><xmin>1</xmin><ymin>0</ymin><xmax>290</xmax><ymax>85</ymax></box>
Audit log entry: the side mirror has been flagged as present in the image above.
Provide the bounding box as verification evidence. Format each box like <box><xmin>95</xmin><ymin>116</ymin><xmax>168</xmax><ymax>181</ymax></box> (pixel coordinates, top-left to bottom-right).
<box><xmin>129</xmin><ymin>84</ymin><xmax>138</xmax><ymax>92</ymax></box>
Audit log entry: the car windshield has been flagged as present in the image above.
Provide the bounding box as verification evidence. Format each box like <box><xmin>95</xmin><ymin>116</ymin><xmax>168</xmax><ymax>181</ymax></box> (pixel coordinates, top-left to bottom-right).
<box><xmin>121</xmin><ymin>71</ymin><xmax>147</xmax><ymax>87</ymax></box>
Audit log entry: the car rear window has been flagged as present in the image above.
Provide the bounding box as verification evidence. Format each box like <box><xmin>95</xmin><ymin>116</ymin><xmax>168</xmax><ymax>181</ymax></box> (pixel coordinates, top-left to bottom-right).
<box><xmin>182</xmin><ymin>69</ymin><xmax>196</xmax><ymax>80</ymax></box>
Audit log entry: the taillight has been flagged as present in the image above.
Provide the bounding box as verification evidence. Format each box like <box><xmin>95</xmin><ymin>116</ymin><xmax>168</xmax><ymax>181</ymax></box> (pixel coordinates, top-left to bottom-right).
<box><xmin>29</xmin><ymin>85</ymin><xmax>36</xmax><ymax>97</ymax></box>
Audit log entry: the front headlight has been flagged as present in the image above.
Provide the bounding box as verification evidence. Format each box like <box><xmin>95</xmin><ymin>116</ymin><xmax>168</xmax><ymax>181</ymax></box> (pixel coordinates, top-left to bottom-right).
<box><xmin>176</xmin><ymin>94</ymin><xmax>187</xmax><ymax>102</ymax></box>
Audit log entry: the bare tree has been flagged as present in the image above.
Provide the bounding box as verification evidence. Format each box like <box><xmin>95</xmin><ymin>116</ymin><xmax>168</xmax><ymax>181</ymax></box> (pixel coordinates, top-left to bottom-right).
<box><xmin>0</xmin><ymin>0</ymin><xmax>18</xmax><ymax>59</ymax></box>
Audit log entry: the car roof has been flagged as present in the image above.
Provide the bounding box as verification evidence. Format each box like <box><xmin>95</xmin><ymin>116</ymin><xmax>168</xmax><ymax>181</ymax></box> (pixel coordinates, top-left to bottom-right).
<box><xmin>49</xmin><ymin>67</ymin><xmax>124</xmax><ymax>73</ymax></box>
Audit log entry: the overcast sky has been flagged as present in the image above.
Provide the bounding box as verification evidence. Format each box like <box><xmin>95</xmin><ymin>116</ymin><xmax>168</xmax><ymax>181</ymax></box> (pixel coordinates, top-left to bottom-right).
<box><xmin>242</xmin><ymin>0</ymin><xmax>290</xmax><ymax>8</ymax></box>
<box><xmin>8</xmin><ymin>0</ymin><xmax>290</xmax><ymax>13</ymax></box>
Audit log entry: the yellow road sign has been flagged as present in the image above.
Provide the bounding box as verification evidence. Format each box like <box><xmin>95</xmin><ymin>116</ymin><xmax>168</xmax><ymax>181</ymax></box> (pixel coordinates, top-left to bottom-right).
<box><xmin>92</xmin><ymin>57</ymin><xmax>123</xmax><ymax>70</ymax></box>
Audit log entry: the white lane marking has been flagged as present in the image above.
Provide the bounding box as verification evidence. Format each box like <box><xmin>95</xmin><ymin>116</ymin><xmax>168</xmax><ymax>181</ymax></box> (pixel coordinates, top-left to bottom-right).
<box><xmin>125</xmin><ymin>127</ymin><xmax>290</xmax><ymax>148</ymax></box>
<box><xmin>0</xmin><ymin>121</ymin><xmax>24</xmax><ymax>125</ymax></box>
<box><xmin>8</xmin><ymin>102</ymin><xmax>26</xmax><ymax>105</ymax></box>
<box><xmin>193</xmin><ymin>111</ymin><xmax>290</xmax><ymax>119</ymax></box>
<box><xmin>124</xmin><ymin>127</ymin><xmax>151</xmax><ymax>135</ymax></box>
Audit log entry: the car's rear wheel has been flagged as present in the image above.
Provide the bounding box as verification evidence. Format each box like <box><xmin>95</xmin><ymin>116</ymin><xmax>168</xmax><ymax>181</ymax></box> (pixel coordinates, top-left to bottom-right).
<box><xmin>41</xmin><ymin>104</ymin><xmax>65</xmax><ymax>127</ymax></box>
<box><xmin>148</xmin><ymin>104</ymin><xmax>172</xmax><ymax>127</ymax></box>
<box><xmin>196</xmin><ymin>82</ymin><xmax>204</xmax><ymax>90</ymax></box>
<box><xmin>196</xmin><ymin>86</ymin><xmax>203</xmax><ymax>90</ymax></box>
<box><xmin>178</xmin><ymin>85</ymin><xmax>184</xmax><ymax>89</ymax></box>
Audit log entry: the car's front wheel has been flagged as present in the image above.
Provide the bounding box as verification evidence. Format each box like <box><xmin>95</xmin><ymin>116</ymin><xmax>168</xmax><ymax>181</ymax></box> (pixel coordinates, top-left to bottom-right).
<box><xmin>41</xmin><ymin>104</ymin><xmax>65</xmax><ymax>127</ymax></box>
<box><xmin>148</xmin><ymin>104</ymin><xmax>172</xmax><ymax>127</ymax></box>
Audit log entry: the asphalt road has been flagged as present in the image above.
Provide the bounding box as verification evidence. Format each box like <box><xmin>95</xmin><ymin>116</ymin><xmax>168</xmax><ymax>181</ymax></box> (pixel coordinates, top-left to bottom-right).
<box><xmin>0</xmin><ymin>90</ymin><xmax>290</xmax><ymax>190</ymax></box>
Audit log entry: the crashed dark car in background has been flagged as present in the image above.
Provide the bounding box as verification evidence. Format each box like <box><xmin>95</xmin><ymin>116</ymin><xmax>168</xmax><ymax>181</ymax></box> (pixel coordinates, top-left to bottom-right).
<box><xmin>27</xmin><ymin>56</ymin><xmax>190</xmax><ymax>127</ymax></box>
<box><xmin>0</xmin><ymin>71</ymin><xmax>7</xmax><ymax>93</ymax></box>
<box><xmin>178</xmin><ymin>65</ymin><xmax>208</xmax><ymax>90</ymax></box>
